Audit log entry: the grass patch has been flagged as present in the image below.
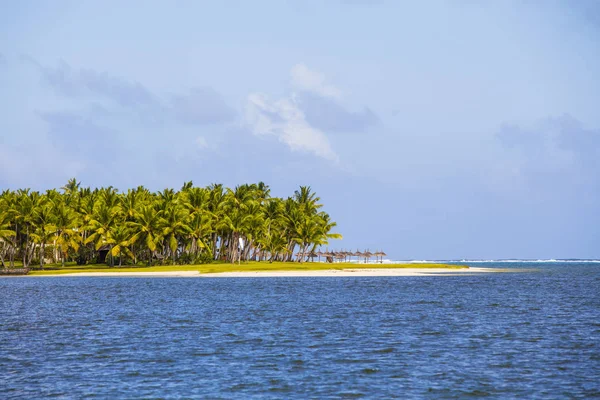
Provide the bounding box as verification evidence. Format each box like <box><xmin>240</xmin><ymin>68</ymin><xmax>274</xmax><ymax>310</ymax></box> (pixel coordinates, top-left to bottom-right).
<box><xmin>27</xmin><ymin>261</ymin><xmax>467</xmax><ymax>276</ymax></box>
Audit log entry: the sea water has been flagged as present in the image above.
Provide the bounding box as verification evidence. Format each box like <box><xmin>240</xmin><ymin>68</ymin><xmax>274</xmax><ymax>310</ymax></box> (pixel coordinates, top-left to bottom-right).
<box><xmin>1</xmin><ymin>261</ymin><xmax>599</xmax><ymax>398</ymax></box>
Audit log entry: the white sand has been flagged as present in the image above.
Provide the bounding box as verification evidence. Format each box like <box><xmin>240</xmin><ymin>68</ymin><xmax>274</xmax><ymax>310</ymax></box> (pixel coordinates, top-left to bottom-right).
<box><xmin>200</xmin><ymin>267</ymin><xmax>502</xmax><ymax>277</ymax></box>
<box><xmin>42</xmin><ymin>267</ymin><xmax>509</xmax><ymax>278</ymax></box>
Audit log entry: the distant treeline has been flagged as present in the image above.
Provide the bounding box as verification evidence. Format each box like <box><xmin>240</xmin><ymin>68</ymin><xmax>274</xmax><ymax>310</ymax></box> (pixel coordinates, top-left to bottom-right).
<box><xmin>0</xmin><ymin>180</ymin><xmax>341</xmax><ymax>268</ymax></box>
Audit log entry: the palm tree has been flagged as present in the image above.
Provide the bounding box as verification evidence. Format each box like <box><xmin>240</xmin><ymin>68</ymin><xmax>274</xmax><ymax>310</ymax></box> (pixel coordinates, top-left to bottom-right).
<box><xmin>222</xmin><ymin>208</ymin><xmax>253</xmax><ymax>263</ymax></box>
<box><xmin>106</xmin><ymin>225</ymin><xmax>134</xmax><ymax>267</ymax></box>
<box><xmin>161</xmin><ymin>202</ymin><xmax>189</xmax><ymax>263</ymax></box>
<box><xmin>181</xmin><ymin>180</ymin><xmax>194</xmax><ymax>191</ymax></box>
<box><xmin>129</xmin><ymin>204</ymin><xmax>163</xmax><ymax>265</ymax></box>
<box><xmin>261</xmin><ymin>231</ymin><xmax>289</xmax><ymax>262</ymax></box>
<box><xmin>121</xmin><ymin>189</ymin><xmax>140</xmax><ymax>222</ymax></box>
<box><xmin>61</xmin><ymin>178</ymin><xmax>81</xmax><ymax>196</ymax></box>
<box><xmin>208</xmin><ymin>184</ymin><xmax>226</xmax><ymax>260</ymax></box>
<box><xmin>76</xmin><ymin>190</ymin><xmax>98</xmax><ymax>264</ymax></box>
<box><xmin>11</xmin><ymin>189</ymin><xmax>39</xmax><ymax>268</ymax></box>
<box><xmin>221</xmin><ymin>185</ymin><xmax>258</xmax><ymax>263</ymax></box>
<box><xmin>30</xmin><ymin>196</ymin><xmax>56</xmax><ymax>268</ymax></box>
<box><xmin>0</xmin><ymin>191</ymin><xmax>17</xmax><ymax>267</ymax></box>
<box><xmin>86</xmin><ymin>202</ymin><xmax>121</xmax><ymax>267</ymax></box>
<box><xmin>0</xmin><ymin>182</ymin><xmax>342</xmax><ymax>267</ymax></box>
<box><xmin>99</xmin><ymin>187</ymin><xmax>120</xmax><ymax>209</ymax></box>
<box><xmin>291</xmin><ymin>215</ymin><xmax>322</xmax><ymax>263</ymax></box>
<box><xmin>185</xmin><ymin>212</ymin><xmax>212</xmax><ymax>259</ymax></box>
<box><xmin>0</xmin><ymin>207</ymin><xmax>16</xmax><ymax>268</ymax></box>
<box><xmin>294</xmin><ymin>186</ymin><xmax>322</xmax><ymax>214</ymax></box>
<box><xmin>315</xmin><ymin>212</ymin><xmax>342</xmax><ymax>248</ymax></box>
<box><xmin>53</xmin><ymin>200</ymin><xmax>80</xmax><ymax>267</ymax></box>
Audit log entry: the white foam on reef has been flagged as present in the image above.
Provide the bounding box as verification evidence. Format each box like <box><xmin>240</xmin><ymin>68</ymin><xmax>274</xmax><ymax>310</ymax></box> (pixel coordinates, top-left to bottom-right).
<box><xmin>455</xmin><ymin>259</ymin><xmax>600</xmax><ymax>264</ymax></box>
<box><xmin>308</xmin><ymin>259</ymin><xmax>600</xmax><ymax>264</ymax></box>
<box><xmin>365</xmin><ymin>259</ymin><xmax>600</xmax><ymax>264</ymax></box>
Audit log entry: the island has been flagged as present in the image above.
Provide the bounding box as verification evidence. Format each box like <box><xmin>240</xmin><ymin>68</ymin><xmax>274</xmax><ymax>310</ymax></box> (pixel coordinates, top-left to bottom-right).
<box><xmin>1</xmin><ymin>179</ymin><xmax>475</xmax><ymax>277</ymax></box>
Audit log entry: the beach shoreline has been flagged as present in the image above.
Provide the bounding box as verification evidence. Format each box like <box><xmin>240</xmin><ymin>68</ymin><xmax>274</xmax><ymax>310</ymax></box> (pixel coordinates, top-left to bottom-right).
<box><xmin>22</xmin><ymin>267</ymin><xmax>513</xmax><ymax>278</ymax></box>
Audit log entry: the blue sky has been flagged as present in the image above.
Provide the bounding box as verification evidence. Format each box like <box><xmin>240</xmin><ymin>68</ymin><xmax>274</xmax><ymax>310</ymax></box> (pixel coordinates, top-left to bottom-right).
<box><xmin>1</xmin><ymin>0</ymin><xmax>599</xmax><ymax>259</ymax></box>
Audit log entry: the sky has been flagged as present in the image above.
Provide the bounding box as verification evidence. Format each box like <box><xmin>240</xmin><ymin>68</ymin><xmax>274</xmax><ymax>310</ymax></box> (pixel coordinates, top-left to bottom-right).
<box><xmin>1</xmin><ymin>0</ymin><xmax>599</xmax><ymax>259</ymax></box>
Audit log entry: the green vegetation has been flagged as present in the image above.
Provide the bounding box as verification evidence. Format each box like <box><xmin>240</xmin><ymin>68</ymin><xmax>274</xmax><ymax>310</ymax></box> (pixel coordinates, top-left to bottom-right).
<box><xmin>28</xmin><ymin>262</ymin><xmax>466</xmax><ymax>276</ymax></box>
<box><xmin>0</xmin><ymin>180</ymin><xmax>341</xmax><ymax>269</ymax></box>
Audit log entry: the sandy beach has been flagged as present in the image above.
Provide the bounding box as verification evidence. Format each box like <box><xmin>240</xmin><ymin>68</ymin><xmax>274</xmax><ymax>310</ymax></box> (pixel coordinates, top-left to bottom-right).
<box><xmin>41</xmin><ymin>267</ymin><xmax>508</xmax><ymax>278</ymax></box>
<box><xmin>200</xmin><ymin>267</ymin><xmax>504</xmax><ymax>277</ymax></box>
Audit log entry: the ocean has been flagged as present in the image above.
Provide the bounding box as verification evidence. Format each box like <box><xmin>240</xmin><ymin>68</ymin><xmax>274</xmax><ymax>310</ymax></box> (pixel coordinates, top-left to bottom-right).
<box><xmin>1</xmin><ymin>261</ymin><xmax>599</xmax><ymax>398</ymax></box>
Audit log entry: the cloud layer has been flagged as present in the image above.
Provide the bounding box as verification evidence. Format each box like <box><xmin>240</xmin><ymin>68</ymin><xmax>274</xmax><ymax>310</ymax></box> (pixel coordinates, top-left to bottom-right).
<box><xmin>246</xmin><ymin>64</ymin><xmax>379</xmax><ymax>160</ymax></box>
<box><xmin>246</xmin><ymin>93</ymin><xmax>338</xmax><ymax>161</ymax></box>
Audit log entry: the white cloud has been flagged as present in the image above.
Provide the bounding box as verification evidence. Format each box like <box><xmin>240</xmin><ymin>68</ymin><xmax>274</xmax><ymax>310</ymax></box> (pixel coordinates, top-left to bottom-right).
<box><xmin>290</xmin><ymin>64</ymin><xmax>342</xmax><ymax>99</ymax></box>
<box><xmin>244</xmin><ymin>64</ymin><xmax>346</xmax><ymax>161</ymax></box>
<box><xmin>246</xmin><ymin>93</ymin><xmax>338</xmax><ymax>161</ymax></box>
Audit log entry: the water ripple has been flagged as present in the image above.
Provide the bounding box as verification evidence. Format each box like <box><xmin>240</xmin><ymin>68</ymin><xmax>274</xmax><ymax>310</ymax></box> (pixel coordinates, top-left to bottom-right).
<box><xmin>1</xmin><ymin>262</ymin><xmax>599</xmax><ymax>398</ymax></box>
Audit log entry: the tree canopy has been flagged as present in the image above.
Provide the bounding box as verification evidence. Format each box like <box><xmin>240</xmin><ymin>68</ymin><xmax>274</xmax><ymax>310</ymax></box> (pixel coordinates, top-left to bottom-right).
<box><xmin>0</xmin><ymin>180</ymin><xmax>341</xmax><ymax>268</ymax></box>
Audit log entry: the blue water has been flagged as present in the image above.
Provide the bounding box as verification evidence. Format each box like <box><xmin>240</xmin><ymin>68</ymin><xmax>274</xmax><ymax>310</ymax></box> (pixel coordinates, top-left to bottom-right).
<box><xmin>1</xmin><ymin>262</ymin><xmax>599</xmax><ymax>398</ymax></box>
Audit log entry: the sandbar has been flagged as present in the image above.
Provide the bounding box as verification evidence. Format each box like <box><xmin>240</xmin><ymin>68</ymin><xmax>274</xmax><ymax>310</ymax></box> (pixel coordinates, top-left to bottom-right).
<box><xmin>40</xmin><ymin>267</ymin><xmax>509</xmax><ymax>278</ymax></box>
<box><xmin>200</xmin><ymin>267</ymin><xmax>504</xmax><ymax>277</ymax></box>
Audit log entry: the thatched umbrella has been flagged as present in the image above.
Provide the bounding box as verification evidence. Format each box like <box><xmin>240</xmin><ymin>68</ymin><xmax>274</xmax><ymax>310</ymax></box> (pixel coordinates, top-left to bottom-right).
<box><xmin>344</xmin><ymin>250</ymin><xmax>353</xmax><ymax>263</ymax></box>
<box><xmin>363</xmin><ymin>250</ymin><xmax>373</xmax><ymax>264</ymax></box>
<box><xmin>322</xmin><ymin>249</ymin><xmax>334</xmax><ymax>263</ymax></box>
<box><xmin>316</xmin><ymin>250</ymin><xmax>323</xmax><ymax>263</ymax></box>
<box><xmin>372</xmin><ymin>251</ymin><xmax>381</xmax><ymax>263</ymax></box>
<box><xmin>353</xmin><ymin>250</ymin><xmax>364</xmax><ymax>263</ymax></box>
<box><xmin>379</xmin><ymin>251</ymin><xmax>387</xmax><ymax>263</ymax></box>
<box><xmin>373</xmin><ymin>250</ymin><xmax>386</xmax><ymax>263</ymax></box>
<box><xmin>339</xmin><ymin>250</ymin><xmax>346</xmax><ymax>262</ymax></box>
<box><xmin>308</xmin><ymin>251</ymin><xmax>318</xmax><ymax>262</ymax></box>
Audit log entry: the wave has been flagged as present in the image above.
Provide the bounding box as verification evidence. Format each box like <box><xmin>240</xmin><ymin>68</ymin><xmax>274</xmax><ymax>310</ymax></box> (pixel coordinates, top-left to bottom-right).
<box><xmin>324</xmin><ymin>259</ymin><xmax>600</xmax><ymax>264</ymax></box>
<box><xmin>381</xmin><ymin>259</ymin><xmax>600</xmax><ymax>264</ymax></box>
<box><xmin>457</xmin><ymin>259</ymin><xmax>600</xmax><ymax>264</ymax></box>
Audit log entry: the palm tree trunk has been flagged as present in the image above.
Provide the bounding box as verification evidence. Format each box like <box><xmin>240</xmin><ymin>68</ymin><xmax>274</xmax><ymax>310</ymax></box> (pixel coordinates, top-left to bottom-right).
<box><xmin>212</xmin><ymin>233</ymin><xmax>218</xmax><ymax>260</ymax></box>
<box><xmin>23</xmin><ymin>225</ymin><xmax>28</xmax><ymax>268</ymax></box>
<box><xmin>287</xmin><ymin>242</ymin><xmax>296</xmax><ymax>262</ymax></box>
<box><xmin>9</xmin><ymin>241</ymin><xmax>14</xmax><ymax>267</ymax></box>
<box><xmin>243</xmin><ymin>238</ymin><xmax>252</xmax><ymax>261</ymax></box>
<box><xmin>40</xmin><ymin>242</ymin><xmax>45</xmax><ymax>268</ymax></box>
<box><xmin>27</xmin><ymin>242</ymin><xmax>35</xmax><ymax>268</ymax></box>
<box><xmin>0</xmin><ymin>242</ymin><xmax>6</xmax><ymax>267</ymax></box>
<box><xmin>53</xmin><ymin>236</ymin><xmax>58</xmax><ymax>264</ymax></box>
<box><xmin>229</xmin><ymin>233</ymin><xmax>237</xmax><ymax>264</ymax></box>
